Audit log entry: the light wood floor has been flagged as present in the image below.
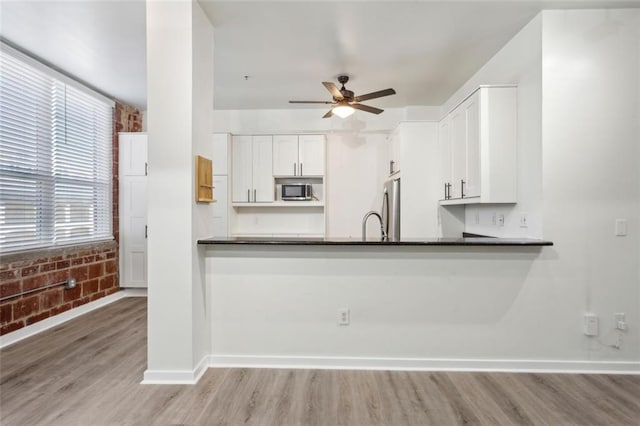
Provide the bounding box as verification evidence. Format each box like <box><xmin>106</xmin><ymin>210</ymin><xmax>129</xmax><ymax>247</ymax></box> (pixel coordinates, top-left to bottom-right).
<box><xmin>1</xmin><ymin>298</ymin><xmax>638</xmax><ymax>425</ymax></box>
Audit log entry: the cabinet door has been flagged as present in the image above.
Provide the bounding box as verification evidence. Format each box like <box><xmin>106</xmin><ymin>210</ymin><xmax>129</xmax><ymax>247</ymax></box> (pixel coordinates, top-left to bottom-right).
<box><xmin>450</xmin><ymin>107</ymin><xmax>466</xmax><ymax>199</ymax></box>
<box><xmin>438</xmin><ymin>118</ymin><xmax>451</xmax><ymax>200</ymax></box>
<box><xmin>119</xmin><ymin>134</ymin><xmax>147</xmax><ymax>177</ymax></box>
<box><xmin>298</xmin><ymin>135</ymin><xmax>325</xmax><ymax>176</ymax></box>
<box><xmin>252</xmin><ymin>136</ymin><xmax>274</xmax><ymax>202</ymax></box>
<box><xmin>212</xmin><ymin>175</ymin><xmax>228</xmax><ymax>237</ymax></box>
<box><xmin>272</xmin><ymin>135</ymin><xmax>299</xmax><ymax>176</ymax></box>
<box><xmin>464</xmin><ymin>92</ymin><xmax>481</xmax><ymax>198</ymax></box>
<box><xmin>121</xmin><ymin>176</ymin><xmax>147</xmax><ymax>287</ymax></box>
<box><xmin>231</xmin><ymin>136</ymin><xmax>253</xmax><ymax>202</ymax></box>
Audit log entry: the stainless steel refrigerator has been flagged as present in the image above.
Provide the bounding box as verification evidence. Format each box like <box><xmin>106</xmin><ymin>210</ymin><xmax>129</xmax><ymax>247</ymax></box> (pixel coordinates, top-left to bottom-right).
<box><xmin>382</xmin><ymin>177</ymin><xmax>401</xmax><ymax>241</ymax></box>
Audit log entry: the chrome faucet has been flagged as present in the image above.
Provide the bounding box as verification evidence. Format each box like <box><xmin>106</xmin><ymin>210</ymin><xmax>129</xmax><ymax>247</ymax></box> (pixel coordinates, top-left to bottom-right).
<box><xmin>362</xmin><ymin>211</ymin><xmax>387</xmax><ymax>241</ymax></box>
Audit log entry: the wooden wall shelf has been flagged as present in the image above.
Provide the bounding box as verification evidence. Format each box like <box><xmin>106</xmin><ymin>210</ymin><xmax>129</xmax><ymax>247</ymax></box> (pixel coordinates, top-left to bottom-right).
<box><xmin>196</xmin><ymin>155</ymin><xmax>215</xmax><ymax>203</ymax></box>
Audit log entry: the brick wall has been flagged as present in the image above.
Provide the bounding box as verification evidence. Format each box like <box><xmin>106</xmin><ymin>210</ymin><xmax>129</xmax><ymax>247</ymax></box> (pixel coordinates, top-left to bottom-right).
<box><xmin>0</xmin><ymin>102</ymin><xmax>143</xmax><ymax>336</ymax></box>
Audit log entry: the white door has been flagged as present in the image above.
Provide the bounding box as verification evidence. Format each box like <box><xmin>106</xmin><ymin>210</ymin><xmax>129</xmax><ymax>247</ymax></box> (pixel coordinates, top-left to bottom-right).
<box><xmin>465</xmin><ymin>92</ymin><xmax>481</xmax><ymax>198</ymax></box>
<box><xmin>231</xmin><ymin>135</ymin><xmax>253</xmax><ymax>202</ymax></box>
<box><xmin>298</xmin><ymin>135</ymin><xmax>325</xmax><ymax>176</ymax></box>
<box><xmin>119</xmin><ymin>133</ymin><xmax>147</xmax><ymax>288</ymax></box>
<box><xmin>450</xmin><ymin>107</ymin><xmax>466</xmax><ymax>199</ymax></box>
<box><xmin>252</xmin><ymin>136</ymin><xmax>274</xmax><ymax>202</ymax></box>
<box><xmin>438</xmin><ymin>118</ymin><xmax>451</xmax><ymax>200</ymax></box>
<box><xmin>212</xmin><ymin>175</ymin><xmax>228</xmax><ymax>237</ymax></box>
<box><xmin>272</xmin><ymin>135</ymin><xmax>298</xmax><ymax>176</ymax></box>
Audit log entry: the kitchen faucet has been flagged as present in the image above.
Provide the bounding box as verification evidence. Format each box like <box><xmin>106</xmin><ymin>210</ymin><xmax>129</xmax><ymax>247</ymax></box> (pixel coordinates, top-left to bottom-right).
<box><xmin>362</xmin><ymin>211</ymin><xmax>387</xmax><ymax>242</ymax></box>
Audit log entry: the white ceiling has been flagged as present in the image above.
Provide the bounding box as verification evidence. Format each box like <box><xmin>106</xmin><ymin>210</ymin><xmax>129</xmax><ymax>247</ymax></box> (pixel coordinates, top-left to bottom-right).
<box><xmin>1</xmin><ymin>1</ymin><xmax>639</xmax><ymax>110</ymax></box>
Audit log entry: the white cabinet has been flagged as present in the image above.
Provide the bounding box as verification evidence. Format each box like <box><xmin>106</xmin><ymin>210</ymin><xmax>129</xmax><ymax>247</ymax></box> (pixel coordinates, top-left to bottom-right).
<box><xmin>212</xmin><ymin>133</ymin><xmax>231</xmax><ymax>237</ymax></box>
<box><xmin>273</xmin><ymin>134</ymin><xmax>325</xmax><ymax>177</ymax></box>
<box><xmin>439</xmin><ymin>86</ymin><xmax>517</xmax><ymax>204</ymax></box>
<box><xmin>119</xmin><ymin>133</ymin><xmax>147</xmax><ymax>288</ymax></box>
<box><xmin>232</xmin><ymin>135</ymin><xmax>274</xmax><ymax>203</ymax></box>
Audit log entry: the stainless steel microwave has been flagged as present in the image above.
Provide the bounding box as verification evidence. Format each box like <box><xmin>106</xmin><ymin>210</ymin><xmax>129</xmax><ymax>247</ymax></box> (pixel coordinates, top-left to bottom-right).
<box><xmin>282</xmin><ymin>183</ymin><xmax>312</xmax><ymax>201</ymax></box>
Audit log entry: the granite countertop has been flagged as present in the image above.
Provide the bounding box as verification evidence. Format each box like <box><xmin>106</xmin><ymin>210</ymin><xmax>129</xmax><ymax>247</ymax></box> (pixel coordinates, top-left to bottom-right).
<box><xmin>198</xmin><ymin>236</ymin><xmax>553</xmax><ymax>246</ymax></box>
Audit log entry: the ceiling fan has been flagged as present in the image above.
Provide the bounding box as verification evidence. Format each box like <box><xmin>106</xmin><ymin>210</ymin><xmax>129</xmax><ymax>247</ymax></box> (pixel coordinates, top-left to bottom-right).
<box><xmin>289</xmin><ymin>75</ymin><xmax>396</xmax><ymax>118</ymax></box>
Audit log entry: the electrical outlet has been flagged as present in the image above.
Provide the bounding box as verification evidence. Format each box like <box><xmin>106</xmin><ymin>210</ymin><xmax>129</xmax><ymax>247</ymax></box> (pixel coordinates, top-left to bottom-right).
<box><xmin>498</xmin><ymin>214</ymin><xmax>505</xmax><ymax>227</ymax></box>
<box><xmin>615</xmin><ymin>219</ymin><xmax>627</xmax><ymax>236</ymax></box>
<box><xmin>338</xmin><ymin>309</ymin><xmax>350</xmax><ymax>326</ymax></box>
<box><xmin>520</xmin><ymin>213</ymin><xmax>529</xmax><ymax>228</ymax></box>
<box><xmin>583</xmin><ymin>313</ymin><xmax>598</xmax><ymax>336</ymax></box>
<box><xmin>614</xmin><ymin>313</ymin><xmax>627</xmax><ymax>331</ymax></box>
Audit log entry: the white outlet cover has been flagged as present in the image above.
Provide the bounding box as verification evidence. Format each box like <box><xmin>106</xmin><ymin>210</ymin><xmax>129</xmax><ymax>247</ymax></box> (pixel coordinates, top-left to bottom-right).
<box><xmin>615</xmin><ymin>219</ymin><xmax>627</xmax><ymax>236</ymax></box>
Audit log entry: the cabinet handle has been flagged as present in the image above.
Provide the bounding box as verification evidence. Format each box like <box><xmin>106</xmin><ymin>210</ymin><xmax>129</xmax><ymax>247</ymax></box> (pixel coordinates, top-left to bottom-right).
<box><xmin>300</xmin><ymin>163</ymin><xmax>303</xmax><ymax>176</ymax></box>
<box><xmin>390</xmin><ymin>160</ymin><xmax>395</xmax><ymax>175</ymax></box>
<box><xmin>247</xmin><ymin>189</ymin><xmax>250</xmax><ymax>202</ymax></box>
<box><xmin>294</xmin><ymin>163</ymin><xmax>297</xmax><ymax>176</ymax></box>
<box><xmin>145</xmin><ymin>162</ymin><xmax>148</xmax><ymax>176</ymax></box>
<box><xmin>444</xmin><ymin>183</ymin><xmax>448</xmax><ymax>199</ymax></box>
<box><xmin>145</xmin><ymin>225</ymin><xmax>148</xmax><ymax>239</ymax></box>
<box><xmin>254</xmin><ymin>189</ymin><xmax>257</xmax><ymax>202</ymax></box>
<box><xmin>461</xmin><ymin>180</ymin><xmax>466</xmax><ymax>198</ymax></box>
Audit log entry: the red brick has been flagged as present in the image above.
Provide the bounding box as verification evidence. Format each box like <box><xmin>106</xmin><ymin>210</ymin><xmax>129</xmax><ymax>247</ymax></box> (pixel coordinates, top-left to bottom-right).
<box><xmin>22</xmin><ymin>274</ymin><xmax>49</xmax><ymax>292</ymax></box>
<box><xmin>13</xmin><ymin>295</ymin><xmax>39</xmax><ymax>319</ymax></box>
<box><xmin>50</xmin><ymin>303</ymin><xmax>72</xmax><ymax>316</ymax></box>
<box><xmin>40</xmin><ymin>288</ymin><xmax>62</xmax><ymax>310</ymax></box>
<box><xmin>90</xmin><ymin>291</ymin><xmax>106</xmax><ymax>301</ymax></box>
<box><xmin>31</xmin><ymin>257</ymin><xmax>48</xmax><ymax>266</ymax></box>
<box><xmin>99</xmin><ymin>274</ymin><xmax>116</xmax><ymax>291</ymax></box>
<box><xmin>105</xmin><ymin>260</ymin><xmax>117</xmax><ymax>274</ymax></box>
<box><xmin>82</xmin><ymin>279</ymin><xmax>99</xmax><ymax>296</ymax></box>
<box><xmin>72</xmin><ymin>297</ymin><xmax>91</xmax><ymax>308</ymax></box>
<box><xmin>95</xmin><ymin>253</ymin><xmax>106</xmax><ymax>262</ymax></box>
<box><xmin>88</xmin><ymin>263</ymin><xmax>104</xmax><ymax>279</ymax></box>
<box><xmin>56</xmin><ymin>260</ymin><xmax>70</xmax><ymax>269</ymax></box>
<box><xmin>26</xmin><ymin>311</ymin><xmax>50</xmax><ymax>325</ymax></box>
<box><xmin>21</xmin><ymin>265</ymin><xmax>39</xmax><ymax>277</ymax></box>
<box><xmin>69</xmin><ymin>266</ymin><xmax>88</xmax><ymax>282</ymax></box>
<box><xmin>50</xmin><ymin>255</ymin><xmax>64</xmax><ymax>262</ymax></box>
<box><xmin>50</xmin><ymin>270</ymin><xmax>69</xmax><ymax>284</ymax></box>
<box><xmin>106</xmin><ymin>252</ymin><xmax>116</xmax><ymax>259</ymax></box>
<box><xmin>0</xmin><ymin>281</ymin><xmax>21</xmax><ymax>299</ymax></box>
<box><xmin>70</xmin><ymin>257</ymin><xmax>84</xmax><ymax>266</ymax></box>
<box><xmin>0</xmin><ymin>270</ymin><xmax>18</xmax><ymax>281</ymax></box>
<box><xmin>0</xmin><ymin>303</ymin><xmax>12</xmax><ymax>324</ymax></box>
<box><xmin>105</xmin><ymin>287</ymin><xmax>120</xmax><ymax>296</ymax></box>
<box><xmin>63</xmin><ymin>285</ymin><xmax>82</xmax><ymax>302</ymax></box>
<box><xmin>1</xmin><ymin>321</ymin><xmax>24</xmax><ymax>335</ymax></box>
<box><xmin>83</xmin><ymin>255</ymin><xmax>95</xmax><ymax>264</ymax></box>
<box><xmin>39</xmin><ymin>262</ymin><xmax>57</xmax><ymax>273</ymax></box>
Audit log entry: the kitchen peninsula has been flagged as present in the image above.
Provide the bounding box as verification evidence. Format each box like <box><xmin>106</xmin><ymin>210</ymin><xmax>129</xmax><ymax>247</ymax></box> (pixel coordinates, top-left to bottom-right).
<box><xmin>198</xmin><ymin>236</ymin><xmax>553</xmax><ymax>372</ymax></box>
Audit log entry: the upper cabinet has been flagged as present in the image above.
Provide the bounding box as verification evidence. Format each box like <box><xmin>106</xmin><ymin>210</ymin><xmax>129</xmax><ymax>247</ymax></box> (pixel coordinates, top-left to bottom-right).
<box><xmin>231</xmin><ymin>135</ymin><xmax>274</xmax><ymax>203</ymax></box>
<box><xmin>273</xmin><ymin>134</ymin><xmax>325</xmax><ymax>177</ymax></box>
<box><xmin>439</xmin><ymin>86</ymin><xmax>517</xmax><ymax>205</ymax></box>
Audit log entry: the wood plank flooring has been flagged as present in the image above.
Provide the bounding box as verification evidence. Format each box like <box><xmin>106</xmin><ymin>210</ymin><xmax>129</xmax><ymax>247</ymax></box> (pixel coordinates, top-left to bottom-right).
<box><xmin>1</xmin><ymin>297</ymin><xmax>639</xmax><ymax>425</ymax></box>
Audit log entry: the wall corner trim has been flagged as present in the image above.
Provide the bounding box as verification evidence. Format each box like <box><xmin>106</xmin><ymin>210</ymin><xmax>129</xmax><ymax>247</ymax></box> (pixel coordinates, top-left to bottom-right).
<box><xmin>141</xmin><ymin>355</ymin><xmax>209</xmax><ymax>385</ymax></box>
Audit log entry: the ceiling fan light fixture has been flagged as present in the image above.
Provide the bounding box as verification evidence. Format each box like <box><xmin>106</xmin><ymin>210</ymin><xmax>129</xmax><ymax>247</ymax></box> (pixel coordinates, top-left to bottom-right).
<box><xmin>332</xmin><ymin>103</ymin><xmax>354</xmax><ymax>118</ymax></box>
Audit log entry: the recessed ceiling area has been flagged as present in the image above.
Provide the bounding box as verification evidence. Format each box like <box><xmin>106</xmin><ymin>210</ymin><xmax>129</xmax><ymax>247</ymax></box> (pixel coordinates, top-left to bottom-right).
<box><xmin>1</xmin><ymin>1</ymin><xmax>639</xmax><ymax>110</ymax></box>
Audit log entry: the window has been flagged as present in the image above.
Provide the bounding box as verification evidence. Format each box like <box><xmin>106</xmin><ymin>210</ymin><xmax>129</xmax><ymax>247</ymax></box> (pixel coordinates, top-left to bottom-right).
<box><xmin>0</xmin><ymin>44</ymin><xmax>113</xmax><ymax>254</ymax></box>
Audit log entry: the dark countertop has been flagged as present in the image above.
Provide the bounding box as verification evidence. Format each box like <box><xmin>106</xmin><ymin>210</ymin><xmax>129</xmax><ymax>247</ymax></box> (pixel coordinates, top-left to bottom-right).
<box><xmin>197</xmin><ymin>236</ymin><xmax>553</xmax><ymax>246</ymax></box>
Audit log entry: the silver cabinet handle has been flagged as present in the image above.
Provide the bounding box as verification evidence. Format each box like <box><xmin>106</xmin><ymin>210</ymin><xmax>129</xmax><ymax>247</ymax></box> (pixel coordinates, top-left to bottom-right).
<box><xmin>390</xmin><ymin>160</ymin><xmax>395</xmax><ymax>175</ymax></box>
<box><xmin>461</xmin><ymin>179</ymin><xmax>466</xmax><ymax>198</ymax></box>
<box><xmin>254</xmin><ymin>189</ymin><xmax>257</xmax><ymax>202</ymax></box>
<box><xmin>145</xmin><ymin>225</ymin><xmax>148</xmax><ymax>238</ymax></box>
<box><xmin>300</xmin><ymin>163</ymin><xmax>303</xmax><ymax>176</ymax></box>
<box><xmin>247</xmin><ymin>189</ymin><xmax>250</xmax><ymax>202</ymax></box>
<box><xmin>444</xmin><ymin>183</ymin><xmax>447</xmax><ymax>199</ymax></box>
<box><xmin>294</xmin><ymin>162</ymin><xmax>297</xmax><ymax>176</ymax></box>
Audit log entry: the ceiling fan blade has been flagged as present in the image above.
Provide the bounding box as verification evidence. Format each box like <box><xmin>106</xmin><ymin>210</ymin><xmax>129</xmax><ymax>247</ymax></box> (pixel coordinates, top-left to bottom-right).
<box><xmin>351</xmin><ymin>103</ymin><xmax>383</xmax><ymax>115</ymax></box>
<box><xmin>354</xmin><ymin>88</ymin><xmax>396</xmax><ymax>102</ymax></box>
<box><xmin>289</xmin><ymin>100</ymin><xmax>334</xmax><ymax>104</ymax></box>
<box><xmin>322</xmin><ymin>82</ymin><xmax>343</xmax><ymax>100</ymax></box>
<box><xmin>322</xmin><ymin>109</ymin><xmax>334</xmax><ymax>119</ymax></box>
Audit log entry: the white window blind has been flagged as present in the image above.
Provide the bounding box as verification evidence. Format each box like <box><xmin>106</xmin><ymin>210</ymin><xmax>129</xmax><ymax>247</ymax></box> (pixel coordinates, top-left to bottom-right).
<box><xmin>0</xmin><ymin>45</ymin><xmax>113</xmax><ymax>253</ymax></box>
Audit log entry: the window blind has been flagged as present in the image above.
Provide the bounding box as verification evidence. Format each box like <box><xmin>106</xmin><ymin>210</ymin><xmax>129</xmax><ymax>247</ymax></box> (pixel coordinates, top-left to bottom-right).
<box><xmin>0</xmin><ymin>45</ymin><xmax>113</xmax><ymax>253</ymax></box>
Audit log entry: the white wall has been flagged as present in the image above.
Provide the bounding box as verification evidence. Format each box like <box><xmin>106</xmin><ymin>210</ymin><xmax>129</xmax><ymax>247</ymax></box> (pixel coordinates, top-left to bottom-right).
<box><xmin>145</xmin><ymin>0</ymin><xmax>214</xmax><ymax>382</ymax></box>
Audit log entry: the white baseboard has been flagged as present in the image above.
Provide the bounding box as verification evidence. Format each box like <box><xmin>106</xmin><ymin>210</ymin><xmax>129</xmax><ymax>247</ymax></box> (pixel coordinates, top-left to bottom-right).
<box><xmin>209</xmin><ymin>354</ymin><xmax>640</xmax><ymax>375</ymax></box>
<box><xmin>141</xmin><ymin>355</ymin><xmax>209</xmax><ymax>385</ymax></box>
<box><xmin>0</xmin><ymin>288</ymin><xmax>146</xmax><ymax>349</ymax></box>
